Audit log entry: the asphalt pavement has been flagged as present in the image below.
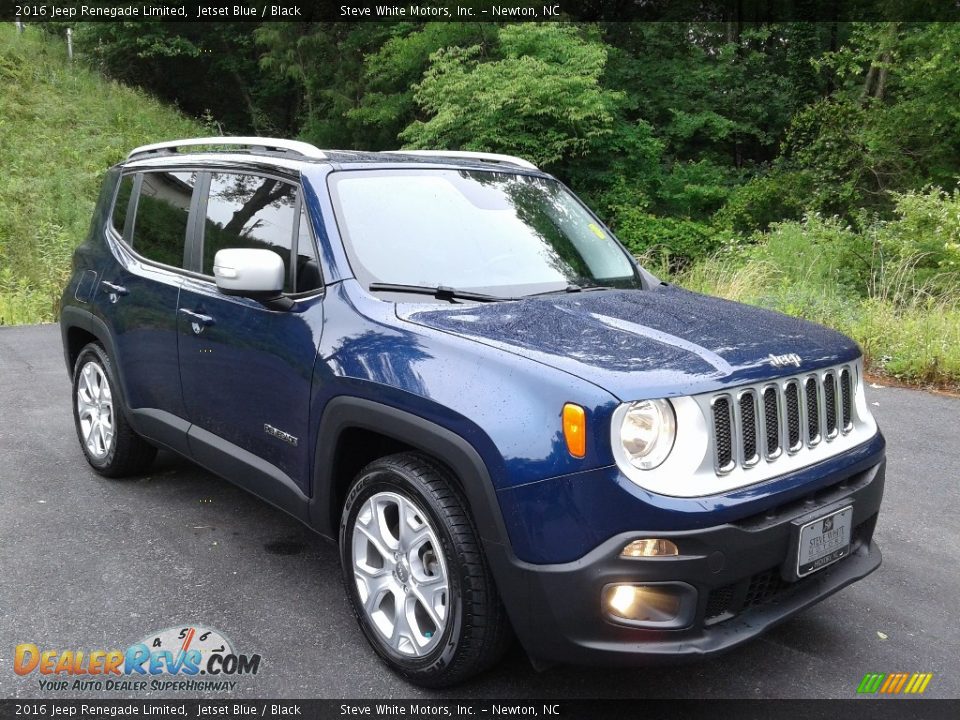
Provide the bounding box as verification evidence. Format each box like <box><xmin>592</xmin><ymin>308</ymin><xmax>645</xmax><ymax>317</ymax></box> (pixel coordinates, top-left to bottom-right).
<box><xmin>1</xmin><ymin>324</ymin><xmax>958</xmax><ymax>699</ymax></box>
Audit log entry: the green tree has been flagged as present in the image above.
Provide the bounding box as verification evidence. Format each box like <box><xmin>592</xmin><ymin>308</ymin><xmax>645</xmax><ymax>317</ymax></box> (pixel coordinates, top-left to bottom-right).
<box><xmin>782</xmin><ymin>23</ymin><xmax>960</xmax><ymax>219</ymax></box>
<box><xmin>64</xmin><ymin>22</ymin><xmax>299</xmax><ymax>135</ymax></box>
<box><xmin>257</xmin><ymin>22</ymin><xmax>399</xmax><ymax>148</ymax></box>
<box><xmin>347</xmin><ymin>23</ymin><xmax>493</xmax><ymax>150</ymax></box>
<box><xmin>400</xmin><ymin>24</ymin><xmax>626</xmax><ymax>166</ymax></box>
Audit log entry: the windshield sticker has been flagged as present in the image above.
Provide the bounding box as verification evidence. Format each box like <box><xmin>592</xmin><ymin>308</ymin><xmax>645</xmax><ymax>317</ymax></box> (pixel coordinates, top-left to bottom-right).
<box><xmin>588</xmin><ymin>223</ymin><xmax>607</xmax><ymax>239</ymax></box>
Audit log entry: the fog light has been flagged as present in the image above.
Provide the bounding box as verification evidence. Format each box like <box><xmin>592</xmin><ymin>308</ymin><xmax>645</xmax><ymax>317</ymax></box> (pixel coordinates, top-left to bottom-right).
<box><xmin>621</xmin><ymin>538</ymin><xmax>679</xmax><ymax>558</ymax></box>
<box><xmin>602</xmin><ymin>583</ymin><xmax>696</xmax><ymax>628</ymax></box>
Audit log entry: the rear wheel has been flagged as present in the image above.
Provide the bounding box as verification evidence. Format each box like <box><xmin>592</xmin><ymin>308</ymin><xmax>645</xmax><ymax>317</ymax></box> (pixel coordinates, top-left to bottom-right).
<box><xmin>339</xmin><ymin>452</ymin><xmax>510</xmax><ymax>687</ymax></box>
<box><xmin>72</xmin><ymin>343</ymin><xmax>156</xmax><ymax>477</ymax></box>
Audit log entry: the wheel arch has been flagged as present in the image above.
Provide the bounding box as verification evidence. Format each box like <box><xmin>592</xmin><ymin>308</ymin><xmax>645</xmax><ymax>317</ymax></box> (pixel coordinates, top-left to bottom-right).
<box><xmin>60</xmin><ymin>307</ymin><xmax>132</xmax><ymax>415</ymax></box>
<box><xmin>310</xmin><ymin>396</ymin><xmax>509</xmax><ymax>549</ymax></box>
<box><xmin>64</xmin><ymin>325</ymin><xmax>100</xmax><ymax>373</ymax></box>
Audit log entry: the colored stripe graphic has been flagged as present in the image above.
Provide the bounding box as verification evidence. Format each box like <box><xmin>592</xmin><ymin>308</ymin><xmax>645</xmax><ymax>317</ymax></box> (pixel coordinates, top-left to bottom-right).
<box><xmin>857</xmin><ymin>673</ymin><xmax>886</xmax><ymax>693</ymax></box>
<box><xmin>891</xmin><ymin>673</ymin><xmax>909</xmax><ymax>693</ymax></box>
<box><xmin>858</xmin><ymin>672</ymin><xmax>933</xmax><ymax>695</ymax></box>
<box><xmin>879</xmin><ymin>674</ymin><xmax>897</xmax><ymax>693</ymax></box>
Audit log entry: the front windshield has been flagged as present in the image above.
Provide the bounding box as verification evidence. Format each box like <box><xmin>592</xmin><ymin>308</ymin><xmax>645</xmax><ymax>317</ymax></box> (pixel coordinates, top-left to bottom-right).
<box><xmin>328</xmin><ymin>169</ymin><xmax>643</xmax><ymax>297</ymax></box>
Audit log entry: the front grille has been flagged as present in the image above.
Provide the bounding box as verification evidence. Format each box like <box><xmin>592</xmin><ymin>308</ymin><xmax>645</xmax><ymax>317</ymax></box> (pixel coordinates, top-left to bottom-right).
<box><xmin>702</xmin><ymin>515</ymin><xmax>874</xmax><ymax>626</ymax></box>
<box><xmin>743</xmin><ymin>568</ymin><xmax>797</xmax><ymax>608</ymax></box>
<box><xmin>762</xmin><ymin>387</ymin><xmax>781</xmax><ymax>458</ymax></box>
<box><xmin>739</xmin><ymin>392</ymin><xmax>759</xmax><ymax>465</ymax></box>
<box><xmin>785</xmin><ymin>382</ymin><xmax>801</xmax><ymax>451</ymax></box>
<box><xmin>710</xmin><ymin>364</ymin><xmax>856</xmax><ymax>474</ymax></box>
<box><xmin>712</xmin><ymin>397</ymin><xmax>734</xmax><ymax>472</ymax></box>
<box><xmin>840</xmin><ymin>368</ymin><xmax>853</xmax><ymax>430</ymax></box>
<box><xmin>704</xmin><ymin>584</ymin><xmax>735</xmax><ymax>622</ymax></box>
<box><xmin>824</xmin><ymin>372</ymin><xmax>838</xmax><ymax>438</ymax></box>
<box><xmin>805</xmin><ymin>377</ymin><xmax>820</xmax><ymax>444</ymax></box>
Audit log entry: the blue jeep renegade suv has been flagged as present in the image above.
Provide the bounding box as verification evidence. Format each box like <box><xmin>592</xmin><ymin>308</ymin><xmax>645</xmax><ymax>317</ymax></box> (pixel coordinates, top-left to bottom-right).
<box><xmin>60</xmin><ymin>137</ymin><xmax>885</xmax><ymax>687</ymax></box>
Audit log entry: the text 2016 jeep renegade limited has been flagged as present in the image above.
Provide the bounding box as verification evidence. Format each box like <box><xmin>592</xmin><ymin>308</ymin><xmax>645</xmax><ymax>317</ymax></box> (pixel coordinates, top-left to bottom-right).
<box><xmin>60</xmin><ymin>137</ymin><xmax>884</xmax><ymax>687</ymax></box>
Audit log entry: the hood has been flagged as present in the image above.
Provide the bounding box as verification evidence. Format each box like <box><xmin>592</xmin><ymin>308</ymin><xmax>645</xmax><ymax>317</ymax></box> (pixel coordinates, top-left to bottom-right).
<box><xmin>396</xmin><ymin>285</ymin><xmax>860</xmax><ymax>401</ymax></box>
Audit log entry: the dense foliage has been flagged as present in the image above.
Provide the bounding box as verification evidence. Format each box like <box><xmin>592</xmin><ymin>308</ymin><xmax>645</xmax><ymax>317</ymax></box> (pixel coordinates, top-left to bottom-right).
<box><xmin>5</xmin><ymin>21</ymin><xmax>959</xmax><ymax>387</ymax></box>
<box><xmin>55</xmin><ymin>21</ymin><xmax>960</xmax><ymax>265</ymax></box>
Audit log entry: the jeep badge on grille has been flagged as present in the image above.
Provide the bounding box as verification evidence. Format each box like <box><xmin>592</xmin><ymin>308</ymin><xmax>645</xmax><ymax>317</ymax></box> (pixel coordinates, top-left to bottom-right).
<box><xmin>768</xmin><ymin>352</ymin><xmax>802</xmax><ymax>368</ymax></box>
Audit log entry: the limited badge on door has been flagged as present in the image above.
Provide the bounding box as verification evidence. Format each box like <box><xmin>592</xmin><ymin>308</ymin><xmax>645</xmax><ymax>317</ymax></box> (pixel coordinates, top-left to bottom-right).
<box><xmin>796</xmin><ymin>505</ymin><xmax>853</xmax><ymax>578</ymax></box>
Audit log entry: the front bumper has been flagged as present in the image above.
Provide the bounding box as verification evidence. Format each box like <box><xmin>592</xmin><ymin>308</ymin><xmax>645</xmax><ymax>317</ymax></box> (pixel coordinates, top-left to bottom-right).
<box><xmin>486</xmin><ymin>455</ymin><xmax>884</xmax><ymax>665</ymax></box>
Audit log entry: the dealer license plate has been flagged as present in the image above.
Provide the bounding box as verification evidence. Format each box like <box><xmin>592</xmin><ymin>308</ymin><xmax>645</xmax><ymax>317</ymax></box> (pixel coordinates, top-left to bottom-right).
<box><xmin>796</xmin><ymin>506</ymin><xmax>853</xmax><ymax>578</ymax></box>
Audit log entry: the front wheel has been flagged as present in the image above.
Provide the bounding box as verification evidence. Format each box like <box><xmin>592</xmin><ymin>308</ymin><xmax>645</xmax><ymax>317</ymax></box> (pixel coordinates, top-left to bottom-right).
<box><xmin>339</xmin><ymin>453</ymin><xmax>510</xmax><ymax>687</ymax></box>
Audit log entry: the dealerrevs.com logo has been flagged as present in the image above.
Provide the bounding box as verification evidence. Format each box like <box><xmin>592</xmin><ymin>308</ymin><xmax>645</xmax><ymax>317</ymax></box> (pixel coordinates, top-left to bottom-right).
<box><xmin>14</xmin><ymin>625</ymin><xmax>261</xmax><ymax>692</ymax></box>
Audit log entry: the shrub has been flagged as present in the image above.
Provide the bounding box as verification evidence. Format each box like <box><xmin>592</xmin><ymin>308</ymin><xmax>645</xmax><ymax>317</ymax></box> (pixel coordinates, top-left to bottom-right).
<box><xmin>749</xmin><ymin>214</ymin><xmax>873</xmax><ymax>295</ymax></box>
<box><xmin>870</xmin><ymin>187</ymin><xmax>960</xmax><ymax>295</ymax></box>
<box><xmin>713</xmin><ymin>171</ymin><xmax>810</xmax><ymax>233</ymax></box>
<box><xmin>613</xmin><ymin>209</ymin><xmax>721</xmax><ymax>271</ymax></box>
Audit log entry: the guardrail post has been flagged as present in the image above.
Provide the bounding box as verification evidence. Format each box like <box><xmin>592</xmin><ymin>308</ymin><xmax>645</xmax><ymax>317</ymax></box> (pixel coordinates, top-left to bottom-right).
<box><xmin>66</xmin><ymin>27</ymin><xmax>73</xmax><ymax>60</ymax></box>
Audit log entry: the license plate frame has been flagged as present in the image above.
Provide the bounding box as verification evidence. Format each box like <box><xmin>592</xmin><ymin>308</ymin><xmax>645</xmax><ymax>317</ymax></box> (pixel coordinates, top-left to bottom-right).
<box><xmin>792</xmin><ymin>505</ymin><xmax>853</xmax><ymax>579</ymax></box>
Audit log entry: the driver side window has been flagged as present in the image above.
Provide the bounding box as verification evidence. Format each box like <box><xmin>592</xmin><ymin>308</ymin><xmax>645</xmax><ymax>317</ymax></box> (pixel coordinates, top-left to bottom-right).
<box><xmin>202</xmin><ymin>173</ymin><xmax>297</xmax><ymax>292</ymax></box>
<box><xmin>200</xmin><ymin>172</ymin><xmax>322</xmax><ymax>295</ymax></box>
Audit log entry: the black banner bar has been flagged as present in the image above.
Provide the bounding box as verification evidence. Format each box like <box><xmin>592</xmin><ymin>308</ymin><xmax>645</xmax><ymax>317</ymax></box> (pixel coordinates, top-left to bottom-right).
<box><xmin>2</xmin><ymin>0</ymin><xmax>960</xmax><ymax>23</ymax></box>
<box><xmin>1</xmin><ymin>700</ymin><xmax>960</xmax><ymax>720</ymax></box>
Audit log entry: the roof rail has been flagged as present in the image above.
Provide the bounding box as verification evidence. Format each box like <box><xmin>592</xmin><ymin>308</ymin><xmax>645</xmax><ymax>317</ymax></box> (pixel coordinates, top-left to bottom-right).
<box><xmin>127</xmin><ymin>137</ymin><xmax>327</xmax><ymax>161</ymax></box>
<box><xmin>382</xmin><ymin>149</ymin><xmax>538</xmax><ymax>170</ymax></box>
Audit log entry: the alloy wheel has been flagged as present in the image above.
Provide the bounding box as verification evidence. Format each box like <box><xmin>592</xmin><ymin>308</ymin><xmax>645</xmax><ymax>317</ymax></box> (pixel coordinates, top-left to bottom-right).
<box><xmin>351</xmin><ymin>491</ymin><xmax>449</xmax><ymax>657</ymax></box>
<box><xmin>76</xmin><ymin>361</ymin><xmax>115</xmax><ymax>460</ymax></box>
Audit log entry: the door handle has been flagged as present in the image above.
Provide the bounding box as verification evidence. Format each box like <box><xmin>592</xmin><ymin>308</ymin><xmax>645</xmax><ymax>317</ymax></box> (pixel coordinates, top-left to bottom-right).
<box><xmin>101</xmin><ymin>281</ymin><xmax>128</xmax><ymax>301</ymax></box>
<box><xmin>179</xmin><ymin>308</ymin><xmax>215</xmax><ymax>326</ymax></box>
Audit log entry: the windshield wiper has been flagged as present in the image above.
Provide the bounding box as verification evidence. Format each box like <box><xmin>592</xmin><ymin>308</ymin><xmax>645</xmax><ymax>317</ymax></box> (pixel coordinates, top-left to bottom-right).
<box><xmin>368</xmin><ymin>283</ymin><xmax>517</xmax><ymax>303</ymax></box>
<box><xmin>527</xmin><ymin>284</ymin><xmax>617</xmax><ymax>297</ymax></box>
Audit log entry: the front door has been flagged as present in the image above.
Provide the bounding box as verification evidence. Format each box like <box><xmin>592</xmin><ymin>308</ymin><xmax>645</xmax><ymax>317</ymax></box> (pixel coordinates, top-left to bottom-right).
<box><xmin>176</xmin><ymin>171</ymin><xmax>324</xmax><ymax>495</ymax></box>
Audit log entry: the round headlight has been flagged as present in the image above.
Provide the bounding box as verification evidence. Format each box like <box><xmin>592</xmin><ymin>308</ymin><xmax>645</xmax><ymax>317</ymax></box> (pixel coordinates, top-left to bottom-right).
<box><xmin>619</xmin><ymin>399</ymin><xmax>677</xmax><ymax>470</ymax></box>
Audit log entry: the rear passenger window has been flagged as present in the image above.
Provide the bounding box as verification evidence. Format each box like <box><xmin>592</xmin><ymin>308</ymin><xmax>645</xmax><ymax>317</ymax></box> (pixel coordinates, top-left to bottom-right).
<box><xmin>112</xmin><ymin>175</ymin><xmax>134</xmax><ymax>236</ymax></box>
<box><xmin>131</xmin><ymin>171</ymin><xmax>197</xmax><ymax>268</ymax></box>
<box><xmin>202</xmin><ymin>173</ymin><xmax>297</xmax><ymax>293</ymax></box>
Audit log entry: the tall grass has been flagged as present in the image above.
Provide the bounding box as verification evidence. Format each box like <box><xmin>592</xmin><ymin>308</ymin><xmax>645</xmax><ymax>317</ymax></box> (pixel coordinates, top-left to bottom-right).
<box><xmin>673</xmin><ymin>214</ymin><xmax>960</xmax><ymax>390</ymax></box>
<box><xmin>0</xmin><ymin>25</ymin><xmax>203</xmax><ymax>324</ymax></box>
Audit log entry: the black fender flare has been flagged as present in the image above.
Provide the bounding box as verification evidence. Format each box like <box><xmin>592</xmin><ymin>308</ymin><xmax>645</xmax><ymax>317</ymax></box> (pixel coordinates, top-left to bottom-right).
<box><xmin>61</xmin><ymin>305</ymin><xmax>192</xmax><ymax>457</ymax></box>
<box><xmin>309</xmin><ymin>396</ymin><xmax>509</xmax><ymax>549</ymax></box>
<box><xmin>60</xmin><ymin>306</ymin><xmax>131</xmax><ymax>411</ymax></box>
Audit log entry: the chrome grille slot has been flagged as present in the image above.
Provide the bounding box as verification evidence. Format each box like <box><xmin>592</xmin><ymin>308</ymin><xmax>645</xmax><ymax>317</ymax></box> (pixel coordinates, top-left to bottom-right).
<box><xmin>840</xmin><ymin>367</ymin><xmax>853</xmax><ymax>432</ymax></box>
<box><xmin>706</xmin><ymin>363</ymin><xmax>861</xmax><ymax>476</ymax></box>
<box><xmin>784</xmin><ymin>381</ymin><xmax>802</xmax><ymax>452</ymax></box>
<box><xmin>762</xmin><ymin>386</ymin><xmax>781</xmax><ymax>459</ymax></box>
<box><xmin>823</xmin><ymin>372</ymin><xmax>839</xmax><ymax>439</ymax></box>
<box><xmin>804</xmin><ymin>376</ymin><xmax>821</xmax><ymax>446</ymax></box>
<box><xmin>712</xmin><ymin>396</ymin><xmax>735</xmax><ymax>473</ymax></box>
<box><xmin>738</xmin><ymin>391</ymin><xmax>760</xmax><ymax>467</ymax></box>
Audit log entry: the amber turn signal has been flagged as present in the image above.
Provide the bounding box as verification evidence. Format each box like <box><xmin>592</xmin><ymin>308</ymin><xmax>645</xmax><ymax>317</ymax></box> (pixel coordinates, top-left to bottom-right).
<box><xmin>562</xmin><ymin>403</ymin><xmax>586</xmax><ymax>458</ymax></box>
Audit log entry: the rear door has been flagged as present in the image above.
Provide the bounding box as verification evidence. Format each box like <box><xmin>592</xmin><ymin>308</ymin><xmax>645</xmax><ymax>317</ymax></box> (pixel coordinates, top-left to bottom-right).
<box><xmin>97</xmin><ymin>169</ymin><xmax>200</xmax><ymax>453</ymax></box>
<box><xmin>176</xmin><ymin>170</ymin><xmax>324</xmax><ymax>499</ymax></box>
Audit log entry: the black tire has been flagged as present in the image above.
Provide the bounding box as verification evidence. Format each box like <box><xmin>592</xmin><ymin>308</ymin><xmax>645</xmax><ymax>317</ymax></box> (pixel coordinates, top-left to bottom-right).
<box><xmin>339</xmin><ymin>452</ymin><xmax>511</xmax><ymax>687</ymax></box>
<box><xmin>71</xmin><ymin>343</ymin><xmax>156</xmax><ymax>478</ymax></box>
